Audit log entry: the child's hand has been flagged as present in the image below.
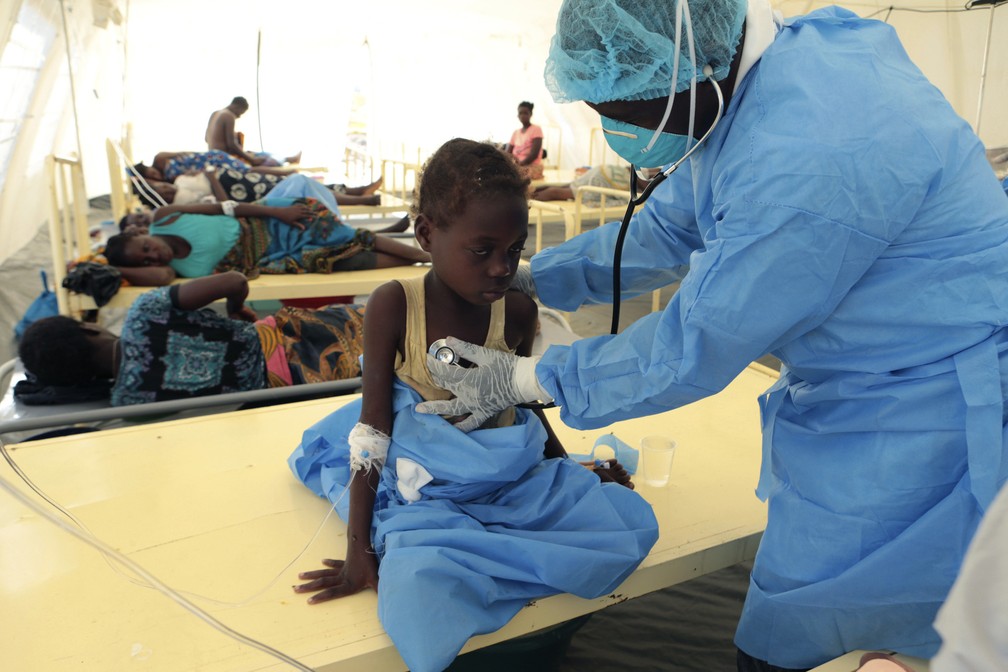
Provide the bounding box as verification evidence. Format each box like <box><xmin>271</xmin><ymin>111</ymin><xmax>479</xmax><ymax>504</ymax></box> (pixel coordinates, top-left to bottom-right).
<box><xmin>276</xmin><ymin>204</ymin><xmax>311</xmax><ymax>230</ymax></box>
<box><xmin>293</xmin><ymin>552</ymin><xmax>379</xmax><ymax>604</ymax></box>
<box><xmin>591</xmin><ymin>460</ymin><xmax>634</xmax><ymax>489</ymax></box>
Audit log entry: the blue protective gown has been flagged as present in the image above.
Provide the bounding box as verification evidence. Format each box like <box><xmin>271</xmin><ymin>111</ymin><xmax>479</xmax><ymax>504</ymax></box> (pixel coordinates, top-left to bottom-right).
<box><xmin>288</xmin><ymin>380</ymin><xmax>658</xmax><ymax>672</ymax></box>
<box><xmin>532</xmin><ymin>8</ymin><xmax>1008</xmax><ymax>668</ymax></box>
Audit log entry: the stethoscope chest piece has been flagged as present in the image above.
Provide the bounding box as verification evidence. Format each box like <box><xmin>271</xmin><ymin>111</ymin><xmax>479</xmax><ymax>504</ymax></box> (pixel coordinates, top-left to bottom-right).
<box><xmin>428</xmin><ymin>338</ymin><xmax>458</xmax><ymax>365</ymax></box>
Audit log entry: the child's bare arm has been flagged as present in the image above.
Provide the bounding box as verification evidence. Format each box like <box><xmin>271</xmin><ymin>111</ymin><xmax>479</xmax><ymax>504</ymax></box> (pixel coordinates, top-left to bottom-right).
<box><xmin>294</xmin><ymin>282</ymin><xmax>406</xmax><ymax>603</ymax></box>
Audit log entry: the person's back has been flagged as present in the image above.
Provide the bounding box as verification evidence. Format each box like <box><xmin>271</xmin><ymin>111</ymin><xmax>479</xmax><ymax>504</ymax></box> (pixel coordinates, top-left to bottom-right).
<box><xmin>205</xmin><ymin>107</ymin><xmax>236</xmax><ymax>152</ymax></box>
<box><xmin>206</xmin><ymin>96</ymin><xmax>248</xmax><ymax>155</ymax></box>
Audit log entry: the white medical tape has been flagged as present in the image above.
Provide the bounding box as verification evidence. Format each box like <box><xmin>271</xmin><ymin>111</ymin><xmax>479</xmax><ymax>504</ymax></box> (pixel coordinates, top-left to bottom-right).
<box><xmin>220</xmin><ymin>200</ymin><xmax>238</xmax><ymax>216</ymax></box>
<box><xmin>348</xmin><ymin>422</ymin><xmax>390</xmax><ymax>472</ymax></box>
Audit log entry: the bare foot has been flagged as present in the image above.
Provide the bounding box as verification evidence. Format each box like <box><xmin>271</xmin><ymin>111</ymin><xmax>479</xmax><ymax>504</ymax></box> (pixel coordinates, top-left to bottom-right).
<box><xmin>378</xmin><ymin>215</ymin><xmax>409</xmax><ymax>233</ymax></box>
<box><xmin>285</xmin><ymin>151</ymin><xmax>302</xmax><ymax>165</ymax></box>
<box><xmin>362</xmin><ymin>177</ymin><xmax>383</xmax><ymax>196</ymax></box>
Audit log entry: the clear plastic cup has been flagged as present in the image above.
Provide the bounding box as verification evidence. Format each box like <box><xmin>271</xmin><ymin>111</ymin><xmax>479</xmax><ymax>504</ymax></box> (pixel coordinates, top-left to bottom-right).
<box><xmin>640</xmin><ymin>435</ymin><xmax>677</xmax><ymax>487</ymax></box>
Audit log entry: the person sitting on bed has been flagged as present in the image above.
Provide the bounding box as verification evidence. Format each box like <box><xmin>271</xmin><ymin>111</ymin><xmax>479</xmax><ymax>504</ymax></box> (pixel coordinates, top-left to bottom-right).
<box><xmin>287</xmin><ymin>138</ymin><xmax>658</xmax><ymax>672</ymax></box>
<box><xmin>16</xmin><ymin>272</ymin><xmax>366</xmax><ymax>406</ymax></box>
<box><xmin>130</xmin><ymin>168</ymin><xmax>385</xmax><ymax>210</ymax></box>
<box><xmin>205</xmin><ymin>96</ymin><xmax>301</xmax><ymax>168</ymax></box>
<box><xmin>503</xmin><ymin>100</ymin><xmax>545</xmax><ymax>180</ymax></box>
<box><xmin>103</xmin><ymin>193</ymin><xmax>428</xmax><ymax>287</ymax></box>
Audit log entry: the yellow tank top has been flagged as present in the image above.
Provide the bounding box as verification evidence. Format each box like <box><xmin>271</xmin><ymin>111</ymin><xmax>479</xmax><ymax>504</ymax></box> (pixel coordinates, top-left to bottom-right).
<box><xmin>394</xmin><ymin>275</ymin><xmax>515</xmax><ymax>428</ymax></box>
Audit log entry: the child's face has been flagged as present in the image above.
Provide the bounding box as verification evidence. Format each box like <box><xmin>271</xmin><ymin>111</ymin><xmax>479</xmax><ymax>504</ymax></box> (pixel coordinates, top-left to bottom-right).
<box><xmin>420</xmin><ymin>194</ymin><xmax>528</xmax><ymax>306</ymax></box>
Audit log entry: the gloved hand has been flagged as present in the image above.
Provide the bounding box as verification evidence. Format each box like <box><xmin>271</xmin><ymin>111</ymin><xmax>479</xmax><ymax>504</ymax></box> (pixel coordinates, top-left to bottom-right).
<box><xmin>416</xmin><ymin>337</ymin><xmax>552</xmax><ymax>432</ymax></box>
<box><xmin>510</xmin><ymin>263</ymin><xmax>537</xmax><ymax>300</ymax></box>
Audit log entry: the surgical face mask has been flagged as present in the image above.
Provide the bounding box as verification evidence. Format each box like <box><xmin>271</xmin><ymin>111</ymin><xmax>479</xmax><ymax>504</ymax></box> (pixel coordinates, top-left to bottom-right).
<box><xmin>598</xmin><ymin>0</ymin><xmax>706</xmax><ymax>171</ymax></box>
<box><xmin>601</xmin><ymin>116</ymin><xmax>693</xmax><ymax>170</ymax></box>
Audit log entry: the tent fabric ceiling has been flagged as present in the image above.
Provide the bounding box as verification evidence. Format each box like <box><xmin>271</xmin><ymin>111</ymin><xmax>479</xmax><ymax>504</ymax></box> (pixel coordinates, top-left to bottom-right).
<box><xmin>0</xmin><ymin>0</ymin><xmax>1004</xmax><ymax>267</ymax></box>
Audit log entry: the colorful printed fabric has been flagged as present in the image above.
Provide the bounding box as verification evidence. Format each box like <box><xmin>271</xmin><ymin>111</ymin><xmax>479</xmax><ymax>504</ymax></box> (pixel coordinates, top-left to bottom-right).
<box><xmin>214</xmin><ymin>196</ymin><xmax>372</xmax><ymax>277</ymax></box>
<box><xmin>111</xmin><ymin>286</ymin><xmax>265</xmax><ymax>405</ymax></box>
<box><xmin>216</xmin><ymin>168</ymin><xmax>284</xmax><ymax>202</ymax></box>
<box><xmin>163</xmin><ymin>150</ymin><xmax>251</xmax><ymax>181</ymax></box>
<box><xmin>255</xmin><ymin>303</ymin><xmax>365</xmax><ymax>387</ymax></box>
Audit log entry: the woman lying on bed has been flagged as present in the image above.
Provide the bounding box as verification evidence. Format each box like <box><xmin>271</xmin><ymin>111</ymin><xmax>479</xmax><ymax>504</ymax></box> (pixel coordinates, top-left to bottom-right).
<box><xmin>104</xmin><ymin>195</ymin><xmax>429</xmax><ymax>287</ymax></box>
<box><xmin>17</xmin><ymin>272</ymin><xmax>366</xmax><ymax>406</ymax></box>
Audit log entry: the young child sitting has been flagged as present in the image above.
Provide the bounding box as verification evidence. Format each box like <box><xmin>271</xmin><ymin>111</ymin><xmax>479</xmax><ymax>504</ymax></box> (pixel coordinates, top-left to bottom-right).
<box><xmin>287</xmin><ymin>138</ymin><xmax>659</xmax><ymax>672</ymax></box>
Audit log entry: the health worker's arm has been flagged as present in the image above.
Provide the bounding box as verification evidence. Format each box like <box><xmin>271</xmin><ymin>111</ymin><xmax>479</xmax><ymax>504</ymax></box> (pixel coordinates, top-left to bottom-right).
<box><xmin>531</xmin><ymin>169</ymin><xmax>701</xmax><ymax>313</ymax></box>
<box><xmin>538</xmin><ymin>192</ymin><xmax>895</xmax><ymax>430</ymax></box>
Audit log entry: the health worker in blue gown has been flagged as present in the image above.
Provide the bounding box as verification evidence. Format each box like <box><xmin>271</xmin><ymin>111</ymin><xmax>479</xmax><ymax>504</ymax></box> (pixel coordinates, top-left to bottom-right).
<box><xmin>418</xmin><ymin>0</ymin><xmax>1008</xmax><ymax>670</ymax></box>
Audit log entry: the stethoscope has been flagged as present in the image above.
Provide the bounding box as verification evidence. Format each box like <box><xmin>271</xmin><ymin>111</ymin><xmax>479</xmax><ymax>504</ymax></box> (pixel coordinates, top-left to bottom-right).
<box><xmin>609</xmin><ymin>67</ymin><xmax>724</xmax><ymax>335</ymax></box>
<box><xmin>429</xmin><ymin>69</ymin><xmax>725</xmax><ymax>410</ymax></box>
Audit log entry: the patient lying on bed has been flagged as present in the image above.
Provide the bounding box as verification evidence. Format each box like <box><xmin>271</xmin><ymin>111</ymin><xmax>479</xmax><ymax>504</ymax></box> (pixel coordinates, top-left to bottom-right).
<box><xmin>16</xmin><ymin>273</ymin><xmax>366</xmax><ymax>405</ymax></box>
<box><xmin>287</xmin><ymin>139</ymin><xmax>658</xmax><ymax>672</ymax></box>
<box><xmin>133</xmin><ymin>168</ymin><xmax>386</xmax><ymax>208</ymax></box>
<box><xmin>103</xmin><ymin>192</ymin><xmax>427</xmax><ymax>287</ymax></box>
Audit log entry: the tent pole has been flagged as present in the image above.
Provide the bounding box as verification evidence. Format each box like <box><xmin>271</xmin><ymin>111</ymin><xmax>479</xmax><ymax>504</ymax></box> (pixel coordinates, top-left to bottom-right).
<box><xmin>973</xmin><ymin>3</ymin><xmax>997</xmax><ymax>135</ymax></box>
<box><xmin>58</xmin><ymin>0</ymin><xmax>84</xmax><ymax>166</ymax></box>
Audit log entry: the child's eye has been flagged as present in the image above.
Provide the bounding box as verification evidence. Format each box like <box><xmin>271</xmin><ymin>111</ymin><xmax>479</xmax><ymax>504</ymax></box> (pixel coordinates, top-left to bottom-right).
<box><xmin>469</xmin><ymin>248</ymin><xmax>491</xmax><ymax>257</ymax></box>
<box><xmin>509</xmin><ymin>244</ymin><xmax>526</xmax><ymax>255</ymax></box>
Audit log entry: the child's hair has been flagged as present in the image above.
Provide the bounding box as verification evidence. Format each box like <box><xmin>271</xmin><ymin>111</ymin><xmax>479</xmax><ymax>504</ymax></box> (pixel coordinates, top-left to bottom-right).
<box><xmin>104</xmin><ymin>230</ymin><xmax>142</xmax><ymax>266</ymax></box>
<box><xmin>19</xmin><ymin>316</ymin><xmax>99</xmax><ymax>385</ymax></box>
<box><xmin>412</xmin><ymin>138</ymin><xmax>529</xmax><ymax>227</ymax></box>
<box><xmin>518</xmin><ymin>101</ymin><xmax>534</xmax><ymax>112</ymax></box>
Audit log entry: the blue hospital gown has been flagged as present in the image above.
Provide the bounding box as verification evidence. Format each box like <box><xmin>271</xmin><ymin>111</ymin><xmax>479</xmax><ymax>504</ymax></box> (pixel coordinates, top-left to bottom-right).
<box><xmin>530</xmin><ymin>8</ymin><xmax>1008</xmax><ymax>669</ymax></box>
<box><xmin>288</xmin><ymin>380</ymin><xmax>658</xmax><ymax>672</ymax></box>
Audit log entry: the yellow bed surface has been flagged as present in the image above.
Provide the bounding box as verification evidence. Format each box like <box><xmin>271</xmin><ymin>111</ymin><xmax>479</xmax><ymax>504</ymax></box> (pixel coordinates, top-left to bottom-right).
<box><xmin>0</xmin><ymin>364</ymin><xmax>775</xmax><ymax>671</ymax></box>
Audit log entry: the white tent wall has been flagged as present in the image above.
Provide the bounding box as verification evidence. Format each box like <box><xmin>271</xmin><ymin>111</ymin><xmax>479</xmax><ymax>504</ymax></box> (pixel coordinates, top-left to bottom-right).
<box><xmin>0</xmin><ymin>0</ymin><xmax>124</xmax><ymax>265</ymax></box>
<box><xmin>5</xmin><ymin>1</ymin><xmax>1005</xmax><ymax>253</ymax></box>
<box><xmin>0</xmin><ymin>0</ymin><xmax>1005</xmax><ymax>361</ymax></box>
<box><xmin>120</xmin><ymin>1</ymin><xmax>585</xmax><ymax>176</ymax></box>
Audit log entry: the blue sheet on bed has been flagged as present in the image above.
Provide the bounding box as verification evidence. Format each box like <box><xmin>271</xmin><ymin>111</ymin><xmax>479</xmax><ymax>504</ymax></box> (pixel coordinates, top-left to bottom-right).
<box><xmin>288</xmin><ymin>379</ymin><xmax>659</xmax><ymax>672</ymax></box>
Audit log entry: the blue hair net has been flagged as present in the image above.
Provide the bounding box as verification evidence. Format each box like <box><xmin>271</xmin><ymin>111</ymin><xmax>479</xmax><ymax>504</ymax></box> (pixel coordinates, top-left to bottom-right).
<box><xmin>545</xmin><ymin>0</ymin><xmax>747</xmax><ymax>103</ymax></box>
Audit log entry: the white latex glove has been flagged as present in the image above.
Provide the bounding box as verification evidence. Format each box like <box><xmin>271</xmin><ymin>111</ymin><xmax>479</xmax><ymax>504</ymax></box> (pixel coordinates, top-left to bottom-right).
<box><xmin>510</xmin><ymin>263</ymin><xmax>537</xmax><ymax>300</ymax></box>
<box><xmin>416</xmin><ymin>337</ymin><xmax>552</xmax><ymax>432</ymax></box>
